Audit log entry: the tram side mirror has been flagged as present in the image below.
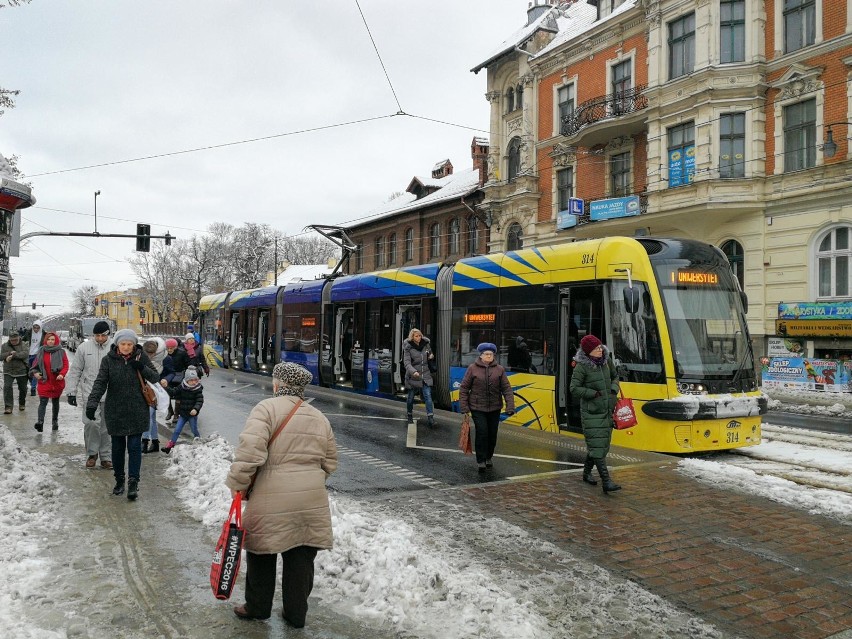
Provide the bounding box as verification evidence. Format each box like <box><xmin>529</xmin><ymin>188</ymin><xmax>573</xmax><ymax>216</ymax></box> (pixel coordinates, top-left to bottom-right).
<box><xmin>623</xmin><ymin>285</ymin><xmax>640</xmax><ymax>314</ymax></box>
<box><xmin>739</xmin><ymin>291</ymin><xmax>749</xmax><ymax>315</ymax></box>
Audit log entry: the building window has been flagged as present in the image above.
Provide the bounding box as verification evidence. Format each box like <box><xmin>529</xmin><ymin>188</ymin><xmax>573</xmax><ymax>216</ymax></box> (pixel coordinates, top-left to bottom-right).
<box><xmin>516</xmin><ymin>83</ymin><xmax>523</xmax><ymax>110</ymax></box>
<box><xmin>667</xmin><ymin>122</ymin><xmax>695</xmax><ymax>187</ymax></box>
<box><xmin>668</xmin><ymin>13</ymin><xmax>695</xmax><ymax>79</ymax></box>
<box><xmin>557</xmin><ymin>167</ymin><xmax>574</xmax><ymax>212</ymax></box>
<box><xmin>719</xmin><ymin>112</ymin><xmax>745</xmax><ymax>178</ymax></box>
<box><xmin>720</xmin><ymin>0</ymin><xmax>745</xmax><ymax>63</ymax></box>
<box><xmin>817</xmin><ymin>227</ymin><xmax>851</xmax><ymax>298</ymax></box>
<box><xmin>721</xmin><ymin>239</ymin><xmax>745</xmax><ymax>290</ymax></box>
<box><xmin>610</xmin><ymin>152</ymin><xmax>631</xmax><ymax>197</ymax></box>
<box><xmin>375</xmin><ymin>236</ymin><xmax>385</xmax><ymax>269</ymax></box>
<box><xmin>506</xmin><ymin>223</ymin><xmax>523</xmax><ymax>251</ymax></box>
<box><xmin>783</xmin><ymin>98</ymin><xmax>816</xmax><ymax>172</ymax></box>
<box><xmin>467</xmin><ymin>216</ymin><xmax>479</xmax><ymax>255</ymax></box>
<box><xmin>405</xmin><ymin>228</ymin><xmax>414</xmax><ymax>261</ymax></box>
<box><xmin>611</xmin><ymin>60</ymin><xmax>632</xmax><ymax>114</ymax></box>
<box><xmin>387</xmin><ymin>233</ymin><xmax>396</xmax><ymax>266</ymax></box>
<box><xmin>506</xmin><ymin>87</ymin><xmax>515</xmax><ymax>113</ymax></box>
<box><xmin>448</xmin><ymin>218</ymin><xmax>460</xmax><ymax>255</ymax></box>
<box><xmin>558</xmin><ymin>84</ymin><xmax>575</xmax><ymax>124</ymax></box>
<box><xmin>507</xmin><ymin>137</ymin><xmax>522</xmax><ymax>182</ymax></box>
<box><xmin>429</xmin><ymin>223</ymin><xmax>441</xmax><ymax>259</ymax></box>
<box><xmin>784</xmin><ymin>0</ymin><xmax>816</xmax><ymax>53</ymax></box>
<box><xmin>356</xmin><ymin>243</ymin><xmax>363</xmax><ymax>271</ymax></box>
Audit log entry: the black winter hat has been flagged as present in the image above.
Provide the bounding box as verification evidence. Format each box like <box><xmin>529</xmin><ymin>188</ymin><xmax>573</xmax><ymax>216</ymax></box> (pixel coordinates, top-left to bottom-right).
<box><xmin>93</xmin><ymin>321</ymin><xmax>111</xmax><ymax>335</ymax></box>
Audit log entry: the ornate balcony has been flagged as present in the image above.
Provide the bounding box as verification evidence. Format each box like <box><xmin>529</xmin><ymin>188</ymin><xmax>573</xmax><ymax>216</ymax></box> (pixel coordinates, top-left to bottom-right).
<box><xmin>561</xmin><ymin>85</ymin><xmax>648</xmax><ymax>138</ymax></box>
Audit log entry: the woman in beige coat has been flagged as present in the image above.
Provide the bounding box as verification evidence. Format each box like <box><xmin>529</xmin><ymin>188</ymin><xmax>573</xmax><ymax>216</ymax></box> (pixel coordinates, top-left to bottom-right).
<box><xmin>226</xmin><ymin>362</ymin><xmax>337</xmax><ymax>628</ymax></box>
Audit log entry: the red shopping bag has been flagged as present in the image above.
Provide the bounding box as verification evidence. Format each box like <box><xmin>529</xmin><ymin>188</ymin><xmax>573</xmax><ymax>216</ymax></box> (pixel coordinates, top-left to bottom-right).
<box><xmin>458</xmin><ymin>414</ymin><xmax>473</xmax><ymax>455</ymax></box>
<box><xmin>613</xmin><ymin>391</ymin><xmax>638</xmax><ymax>430</ymax></box>
<box><xmin>210</xmin><ymin>493</ymin><xmax>245</xmax><ymax>600</ymax></box>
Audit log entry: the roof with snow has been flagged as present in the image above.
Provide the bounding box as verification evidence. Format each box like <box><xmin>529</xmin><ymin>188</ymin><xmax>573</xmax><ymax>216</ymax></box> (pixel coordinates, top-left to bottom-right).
<box><xmin>346</xmin><ymin>168</ymin><xmax>481</xmax><ymax>230</ymax></box>
<box><xmin>470</xmin><ymin>7</ymin><xmax>558</xmax><ymax>73</ymax></box>
<box><xmin>275</xmin><ymin>263</ymin><xmax>334</xmax><ymax>283</ymax></box>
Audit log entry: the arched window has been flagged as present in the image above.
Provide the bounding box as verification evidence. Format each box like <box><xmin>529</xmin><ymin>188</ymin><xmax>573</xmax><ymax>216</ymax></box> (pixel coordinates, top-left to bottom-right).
<box><xmin>506</xmin><ymin>87</ymin><xmax>514</xmax><ymax>113</ymax></box>
<box><xmin>507</xmin><ymin>137</ymin><xmax>522</xmax><ymax>182</ymax></box>
<box><xmin>816</xmin><ymin>226</ymin><xmax>851</xmax><ymax>298</ymax></box>
<box><xmin>721</xmin><ymin>239</ymin><xmax>744</xmax><ymax>290</ymax></box>
<box><xmin>429</xmin><ymin>223</ymin><xmax>441</xmax><ymax>258</ymax></box>
<box><xmin>448</xmin><ymin>218</ymin><xmax>460</xmax><ymax>255</ymax></box>
<box><xmin>467</xmin><ymin>216</ymin><xmax>479</xmax><ymax>255</ymax></box>
<box><xmin>516</xmin><ymin>83</ymin><xmax>523</xmax><ymax>110</ymax></box>
<box><xmin>387</xmin><ymin>233</ymin><xmax>397</xmax><ymax>266</ymax></box>
<box><xmin>375</xmin><ymin>236</ymin><xmax>385</xmax><ymax>269</ymax></box>
<box><xmin>506</xmin><ymin>222</ymin><xmax>523</xmax><ymax>251</ymax></box>
<box><xmin>405</xmin><ymin>228</ymin><xmax>414</xmax><ymax>261</ymax></box>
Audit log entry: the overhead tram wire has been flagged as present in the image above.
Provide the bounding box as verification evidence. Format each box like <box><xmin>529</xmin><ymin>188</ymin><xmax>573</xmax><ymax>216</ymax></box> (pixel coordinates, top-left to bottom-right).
<box><xmin>354</xmin><ymin>0</ymin><xmax>404</xmax><ymax>114</ymax></box>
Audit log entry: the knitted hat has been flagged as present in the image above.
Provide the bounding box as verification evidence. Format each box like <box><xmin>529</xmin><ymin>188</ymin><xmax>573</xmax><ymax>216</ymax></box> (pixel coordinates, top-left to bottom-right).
<box><xmin>165</xmin><ymin>338</ymin><xmax>178</xmax><ymax>348</ymax></box>
<box><xmin>184</xmin><ymin>366</ymin><xmax>199</xmax><ymax>382</ymax></box>
<box><xmin>9</xmin><ymin>331</ymin><xmax>19</xmax><ymax>338</ymax></box>
<box><xmin>93</xmin><ymin>320</ymin><xmax>111</xmax><ymax>335</ymax></box>
<box><xmin>580</xmin><ymin>335</ymin><xmax>602</xmax><ymax>355</ymax></box>
<box><xmin>113</xmin><ymin>328</ymin><xmax>138</xmax><ymax>345</ymax></box>
<box><xmin>477</xmin><ymin>342</ymin><xmax>498</xmax><ymax>354</ymax></box>
<box><xmin>184</xmin><ymin>333</ymin><xmax>196</xmax><ymax>342</ymax></box>
<box><xmin>272</xmin><ymin>362</ymin><xmax>313</xmax><ymax>399</ymax></box>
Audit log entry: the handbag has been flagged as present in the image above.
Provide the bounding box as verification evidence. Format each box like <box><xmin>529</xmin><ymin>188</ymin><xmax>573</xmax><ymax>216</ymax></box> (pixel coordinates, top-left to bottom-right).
<box><xmin>245</xmin><ymin>399</ymin><xmax>303</xmax><ymax>499</ymax></box>
<box><xmin>458</xmin><ymin>414</ymin><xmax>473</xmax><ymax>455</ymax></box>
<box><xmin>210</xmin><ymin>493</ymin><xmax>245</xmax><ymax>600</ymax></box>
<box><xmin>148</xmin><ymin>380</ymin><xmax>170</xmax><ymax>413</ymax></box>
<box><xmin>136</xmin><ymin>370</ymin><xmax>157</xmax><ymax>408</ymax></box>
<box><xmin>613</xmin><ymin>390</ymin><xmax>638</xmax><ymax>430</ymax></box>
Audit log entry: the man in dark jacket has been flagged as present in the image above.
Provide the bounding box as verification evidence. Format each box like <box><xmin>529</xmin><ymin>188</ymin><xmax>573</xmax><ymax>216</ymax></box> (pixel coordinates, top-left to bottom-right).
<box><xmin>2</xmin><ymin>332</ymin><xmax>30</xmax><ymax>413</ymax></box>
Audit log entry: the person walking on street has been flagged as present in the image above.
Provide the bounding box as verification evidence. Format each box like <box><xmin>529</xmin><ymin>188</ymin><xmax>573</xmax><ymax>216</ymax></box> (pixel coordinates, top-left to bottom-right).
<box><xmin>85</xmin><ymin>329</ymin><xmax>159</xmax><ymax>501</ymax></box>
<box><xmin>182</xmin><ymin>333</ymin><xmax>209</xmax><ymax>376</ymax></box>
<box><xmin>402</xmin><ymin>328</ymin><xmax>435</xmax><ymax>426</ymax></box>
<box><xmin>29</xmin><ymin>331</ymin><xmax>69</xmax><ymax>432</ymax></box>
<box><xmin>141</xmin><ymin>338</ymin><xmax>166</xmax><ymax>453</ymax></box>
<box><xmin>2</xmin><ymin>332</ymin><xmax>30</xmax><ymax>413</ymax></box>
<box><xmin>569</xmin><ymin>334</ymin><xmax>622</xmax><ymax>494</ymax></box>
<box><xmin>226</xmin><ymin>362</ymin><xmax>337</xmax><ymax>629</ymax></box>
<box><xmin>160</xmin><ymin>365</ymin><xmax>204</xmax><ymax>454</ymax></box>
<box><xmin>458</xmin><ymin>342</ymin><xmax>515</xmax><ymax>472</ymax></box>
<box><xmin>27</xmin><ymin>320</ymin><xmax>45</xmax><ymax>396</ymax></box>
<box><xmin>65</xmin><ymin>321</ymin><xmax>114</xmax><ymax>468</ymax></box>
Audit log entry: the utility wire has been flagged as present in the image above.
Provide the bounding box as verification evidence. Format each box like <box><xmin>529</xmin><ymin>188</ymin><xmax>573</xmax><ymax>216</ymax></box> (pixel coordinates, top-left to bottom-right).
<box><xmin>354</xmin><ymin>0</ymin><xmax>404</xmax><ymax>113</ymax></box>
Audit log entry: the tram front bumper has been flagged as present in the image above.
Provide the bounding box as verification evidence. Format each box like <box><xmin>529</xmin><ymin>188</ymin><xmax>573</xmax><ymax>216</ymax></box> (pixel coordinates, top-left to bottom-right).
<box><xmin>641</xmin><ymin>395</ymin><xmax>768</xmax><ymax>421</ymax></box>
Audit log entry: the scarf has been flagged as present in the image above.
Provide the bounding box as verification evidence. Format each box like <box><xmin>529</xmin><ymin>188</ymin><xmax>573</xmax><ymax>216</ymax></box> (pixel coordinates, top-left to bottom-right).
<box><xmin>588</xmin><ymin>354</ymin><xmax>607</xmax><ymax>366</ymax></box>
<box><xmin>36</xmin><ymin>343</ymin><xmax>65</xmax><ymax>378</ymax></box>
<box><xmin>184</xmin><ymin>342</ymin><xmax>196</xmax><ymax>358</ymax></box>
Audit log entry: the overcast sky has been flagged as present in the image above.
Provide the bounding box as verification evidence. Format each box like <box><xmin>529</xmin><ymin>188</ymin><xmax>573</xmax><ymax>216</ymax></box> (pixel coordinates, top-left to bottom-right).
<box><xmin>1</xmin><ymin>0</ymin><xmax>524</xmax><ymax>315</ymax></box>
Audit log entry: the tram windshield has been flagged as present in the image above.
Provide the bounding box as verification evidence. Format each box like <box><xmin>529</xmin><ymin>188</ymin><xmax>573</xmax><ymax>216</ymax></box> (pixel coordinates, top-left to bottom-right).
<box><xmin>654</xmin><ymin>263</ymin><xmax>753</xmax><ymax>378</ymax></box>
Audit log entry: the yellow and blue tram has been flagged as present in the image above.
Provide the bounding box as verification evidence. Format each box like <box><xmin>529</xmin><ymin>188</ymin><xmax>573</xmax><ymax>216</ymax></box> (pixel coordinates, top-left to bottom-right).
<box><xmin>198</xmin><ymin>237</ymin><xmax>765</xmax><ymax>453</ymax></box>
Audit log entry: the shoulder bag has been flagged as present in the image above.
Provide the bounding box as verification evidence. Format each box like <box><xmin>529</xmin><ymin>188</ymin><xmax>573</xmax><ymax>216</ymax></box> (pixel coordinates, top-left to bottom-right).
<box><xmin>245</xmin><ymin>398</ymin><xmax>303</xmax><ymax>499</ymax></box>
<box><xmin>136</xmin><ymin>370</ymin><xmax>158</xmax><ymax>408</ymax></box>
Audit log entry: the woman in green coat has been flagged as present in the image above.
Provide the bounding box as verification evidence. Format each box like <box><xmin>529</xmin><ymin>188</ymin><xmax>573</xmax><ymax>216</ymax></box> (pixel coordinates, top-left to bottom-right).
<box><xmin>569</xmin><ymin>334</ymin><xmax>622</xmax><ymax>493</ymax></box>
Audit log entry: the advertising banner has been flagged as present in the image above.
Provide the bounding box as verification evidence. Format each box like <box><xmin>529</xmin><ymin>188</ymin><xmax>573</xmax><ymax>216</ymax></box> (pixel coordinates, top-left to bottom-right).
<box><xmin>588</xmin><ymin>196</ymin><xmax>641</xmax><ymax>221</ymax></box>
<box><xmin>761</xmin><ymin>357</ymin><xmax>852</xmax><ymax>393</ymax></box>
<box><xmin>778</xmin><ymin>302</ymin><xmax>852</xmax><ymax>319</ymax></box>
<box><xmin>767</xmin><ymin>337</ymin><xmax>805</xmax><ymax>357</ymax></box>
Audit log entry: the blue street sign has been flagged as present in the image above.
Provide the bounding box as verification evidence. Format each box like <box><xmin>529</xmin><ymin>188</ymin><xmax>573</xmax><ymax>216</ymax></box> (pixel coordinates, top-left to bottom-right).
<box><xmin>569</xmin><ymin>197</ymin><xmax>584</xmax><ymax>215</ymax></box>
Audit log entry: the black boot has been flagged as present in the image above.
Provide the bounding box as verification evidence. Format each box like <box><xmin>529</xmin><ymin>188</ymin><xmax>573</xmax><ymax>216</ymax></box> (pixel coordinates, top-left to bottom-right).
<box><xmin>34</xmin><ymin>422</ymin><xmax>43</xmax><ymax>432</ymax></box>
<box><xmin>582</xmin><ymin>456</ymin><xmax>598</xmax><ymax>485</ymax></box>
<box><xmin>406</xmin><ymin>413</ymin><xmax>413</xmax><ymax>423</ymax></box>
<box><xmin>595</xmin><ymin>459</ymin><xmax>621</xmax><ymax>494</ymax></box>
<box><xmin>427</xmin><ymin>414</ymin><xmax>435</xmax><ymax>428</ymax></box>
<box><xmin>52</xmin><ymin>420</ymin><xmax>59</xmax><ymax>431</ymax></box>
<box><xmin>112</xmin><ymin>476</ymin><xmax>125</xmax><ymax>495</ymax></box>
<box><xmin>127</xmin><ymin>478</ymin><xmax>139</xmax><ymax>501</ymax></box>
<box><xmin>141</xmin><ymin>439</ymin><xmax>149</xmax><ymax>454</ymax></box>
<box><xmin>148</xmin><ymin>439</ymin><xmax>160</xmax><ymax>453</ymax></box>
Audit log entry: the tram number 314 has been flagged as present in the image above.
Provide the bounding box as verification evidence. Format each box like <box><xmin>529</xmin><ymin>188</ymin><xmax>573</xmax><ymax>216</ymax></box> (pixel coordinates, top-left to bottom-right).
<box><xmin>726</xmin><ymin>431</ymin><xmax>740</xmax><ymax>444</ymax></box>
<box><xmin>581</xmin><ymin>253</ymin><xmax>595</xmax><ymax>265</ymax></box>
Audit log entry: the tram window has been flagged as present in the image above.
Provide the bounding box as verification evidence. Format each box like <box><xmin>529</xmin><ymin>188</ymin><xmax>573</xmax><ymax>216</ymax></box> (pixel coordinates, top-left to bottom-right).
<box><xmin>607</xmin><ymin>281</ymin><xmax>665</xmax><ymax>384</ymax></box>
<box><xmin>453</xmin><ymin>306</ymin><xmax>497</xmax><ymax>366</ymax></box>
<box><xmin>501</xmin><ymin>308</ymin><xmax>544</xmax><ymax>373</ymax></box>
<box><xmin>301</xmin><ymin>315</ymin><xmax>318</xmax><ymax>353</ymax></box>
<box><xmin>283</xmin><ymin>315</ymin><xmax>300</xmax><ymax>352</ymax></box>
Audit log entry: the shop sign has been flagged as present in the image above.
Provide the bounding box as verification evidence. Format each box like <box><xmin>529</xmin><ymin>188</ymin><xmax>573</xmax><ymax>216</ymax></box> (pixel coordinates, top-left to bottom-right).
<box><xmin>588</xmin><ymin>196</ymin><xmax>640</xmax><ymax>221</ymax></box>
<box><xmin>775</xmin><ymin>319</ymin><xmax>852</xmax><ymax>337</ymax></box>
<box><xmin>761</xmin><ymin>357</ymin><xmax>852</xmax><ymax>393</ymax></box>
<box><xmin>767</xmin><ymin>337</ymin><xmax>805</xmax><ymax>357</ymax></box>
<box><xmin>778</xmin><ymin>302</ymin><xmax>852</xmax><ymax>320</ymax></box>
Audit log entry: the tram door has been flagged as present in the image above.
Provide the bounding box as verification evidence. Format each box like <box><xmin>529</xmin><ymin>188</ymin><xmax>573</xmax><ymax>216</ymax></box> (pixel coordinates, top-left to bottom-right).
<box><xmin>229</xmin><ymin>311</ymin><xmax>243</xmax><ymax>370</ymax></box>
<box><xmin>257</xmin><ymin>309</ymin><xmax>272</xmax><ymax>372</ymax></box>
<box><xmin>331</xmin><ymin>307</ymin><xmax>354</xmax><ymax>386</ymax></box>
<box><xmin>394</xmin><ymin>304</ymin><xmax>421</xmax><ymax>390</ymax></box>
<box><xmin>558</xmin><ymin>285</ymin><xmax>605</xmax><ymax>432</ymax></box>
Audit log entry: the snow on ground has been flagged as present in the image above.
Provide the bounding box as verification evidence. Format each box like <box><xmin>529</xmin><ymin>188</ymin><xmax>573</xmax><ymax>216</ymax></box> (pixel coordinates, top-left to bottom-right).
<box><xmin>763</xmin><ymin>386</ymin><xmax>852</xmax><ymax>418</ymax></box>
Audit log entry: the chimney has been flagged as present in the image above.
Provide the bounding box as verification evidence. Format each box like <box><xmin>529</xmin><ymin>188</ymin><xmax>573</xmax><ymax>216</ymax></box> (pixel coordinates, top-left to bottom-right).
<box><xmin>431</xmin><ymin>159</ymin><xmax>453</xmax><ymax>179</ymax></box>
<box><xmin>471</xmin><ymin>137</ymin><xmax>489</xmax><ymax>187</ymax></box>
<box><xmin>527</xmin><ymin>0</ymin><xmax>555</xmax><ymax>25</ymax></box>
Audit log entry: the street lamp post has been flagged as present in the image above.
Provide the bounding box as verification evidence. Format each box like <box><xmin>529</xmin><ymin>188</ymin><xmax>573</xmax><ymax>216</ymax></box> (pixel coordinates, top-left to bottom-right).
<box><xmin>94</xmin><ymin>190</ymin><xmax>101</xmax><ymax>234</ymax></box>
<box><xmin>822</xmin><ymin>122</ymin><xmax>852</xmax><ymax>159</ymax></box>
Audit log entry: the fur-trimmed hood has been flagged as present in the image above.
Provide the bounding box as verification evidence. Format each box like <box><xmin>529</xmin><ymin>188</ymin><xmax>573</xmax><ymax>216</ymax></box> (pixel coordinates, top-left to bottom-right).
<box><xmin>574</xmin><ymin>345</ymin><xmax>610</xmax><ymax>368</ymax></box>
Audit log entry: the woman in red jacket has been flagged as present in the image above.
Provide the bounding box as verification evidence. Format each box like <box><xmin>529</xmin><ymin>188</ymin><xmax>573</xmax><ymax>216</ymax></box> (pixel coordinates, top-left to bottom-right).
<box><xmin>458</xmin><ymin>342</ymin><xmax>515</xmax><ymax>472</ymax></box>
<box><xmin>29</xmin><ymin>331</ymin><xmax>69</xmax><ymax>432</ymax></box>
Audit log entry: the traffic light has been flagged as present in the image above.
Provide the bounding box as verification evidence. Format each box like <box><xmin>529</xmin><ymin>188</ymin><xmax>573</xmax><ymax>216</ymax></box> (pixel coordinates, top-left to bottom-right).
<box><xmin>136</xmin><ymin>223</ymin><xmax>151</xmax><ymax>252</ymax></box>
<box><xmin>31</xmin><ymin>303</ymin><xmax>36</xmax><ymax>310</ymax></box>
<box><xmin>164</xmin><ymin>231</ymin><xmax>173</xmax><ymax>246</ymax></box>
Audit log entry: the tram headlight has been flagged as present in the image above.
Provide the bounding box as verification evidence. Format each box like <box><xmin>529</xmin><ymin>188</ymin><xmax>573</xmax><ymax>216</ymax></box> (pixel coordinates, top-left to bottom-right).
<box><xmin>677</xmin><ymin>382</ymin><xmax>708</xmax><ymax>395</ymax></box>
<box><xmin>703</xmin><ymin>429</ymin><xmax>711</xmax><ymax>438</ymax></box>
